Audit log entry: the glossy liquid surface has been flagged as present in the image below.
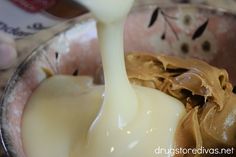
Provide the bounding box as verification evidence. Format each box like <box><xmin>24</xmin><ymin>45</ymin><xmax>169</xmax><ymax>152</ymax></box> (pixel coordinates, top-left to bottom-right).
<box><xmin>22</xmin><ymin>0</ymin><xmax>186</xmax><ymax>156</ymax></box>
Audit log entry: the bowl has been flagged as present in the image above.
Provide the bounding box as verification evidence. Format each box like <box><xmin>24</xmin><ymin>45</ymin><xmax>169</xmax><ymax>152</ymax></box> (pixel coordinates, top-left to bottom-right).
<box><xmin>1</xmin><ymin>1</ymin><xmax>236</xmax><ymax>157</ymax></box>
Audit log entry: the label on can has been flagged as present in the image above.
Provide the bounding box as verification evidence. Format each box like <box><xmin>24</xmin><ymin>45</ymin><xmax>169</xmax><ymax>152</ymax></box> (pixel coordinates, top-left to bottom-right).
<box><xmin>0</xmin><ymin>0</ymin><xmax>61</xmax><ymax>39</ymax></box>
<box><xmin>11</xmin><ymin>0</ymin><xmax>56</xmax><ymax>12</ymax></box>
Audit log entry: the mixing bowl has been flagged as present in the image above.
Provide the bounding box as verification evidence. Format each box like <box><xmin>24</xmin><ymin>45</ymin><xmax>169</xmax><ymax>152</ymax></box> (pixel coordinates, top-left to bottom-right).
<box><xmin>1</xmin><ymin>1</ymin><xmax>236</xmax><ymax>157</ymax></box>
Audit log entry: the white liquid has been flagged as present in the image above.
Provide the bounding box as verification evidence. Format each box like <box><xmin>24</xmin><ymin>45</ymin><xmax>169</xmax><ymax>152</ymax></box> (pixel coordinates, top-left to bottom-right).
<box><xmin>78</xmin><ymin>0</ymin><xmax>139</xmax><ymax>127</ymax></box>
<box><xmin>22</xmin><ymin>76</ymin><xmax>185</xmax><ymax>157</ymax></box>
<box><xmin>22</xmin><ymin>0</ymin><xmax>186</xmax><ymax>157</ymax></box>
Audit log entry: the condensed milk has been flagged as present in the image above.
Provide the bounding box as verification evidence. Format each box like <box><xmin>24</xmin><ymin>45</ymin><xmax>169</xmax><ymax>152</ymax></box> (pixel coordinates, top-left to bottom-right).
<box><xmin>22</xmin><ymin>0</ymin><xmax>186</xmax><ymax>157</ymax></box>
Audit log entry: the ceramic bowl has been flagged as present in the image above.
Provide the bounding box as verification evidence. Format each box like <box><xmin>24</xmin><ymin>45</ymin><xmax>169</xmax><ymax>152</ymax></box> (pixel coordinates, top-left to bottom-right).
<box><xmin>1</xmin><ymin>2</ymin><xmax>236</xmax><ymax>157</ymax></box>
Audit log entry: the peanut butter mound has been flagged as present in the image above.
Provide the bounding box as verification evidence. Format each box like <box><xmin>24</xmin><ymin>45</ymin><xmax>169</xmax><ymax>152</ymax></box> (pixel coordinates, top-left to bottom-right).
<box><xmin>125</xmin><ymin>53</ymin><xmax>236</xmax><ymax>157</ymax></box>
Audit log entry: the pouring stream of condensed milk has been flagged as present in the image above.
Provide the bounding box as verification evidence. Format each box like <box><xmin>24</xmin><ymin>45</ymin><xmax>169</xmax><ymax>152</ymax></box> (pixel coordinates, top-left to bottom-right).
<box><xmin>80</xmin><ymin>0</ymin><xmax>139</xmax><ymax>127</ymax></box>
<box><xmin>22</xmin><ymin>0</ymin><xmax>186</xmax><ymax>157</ymax></box>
